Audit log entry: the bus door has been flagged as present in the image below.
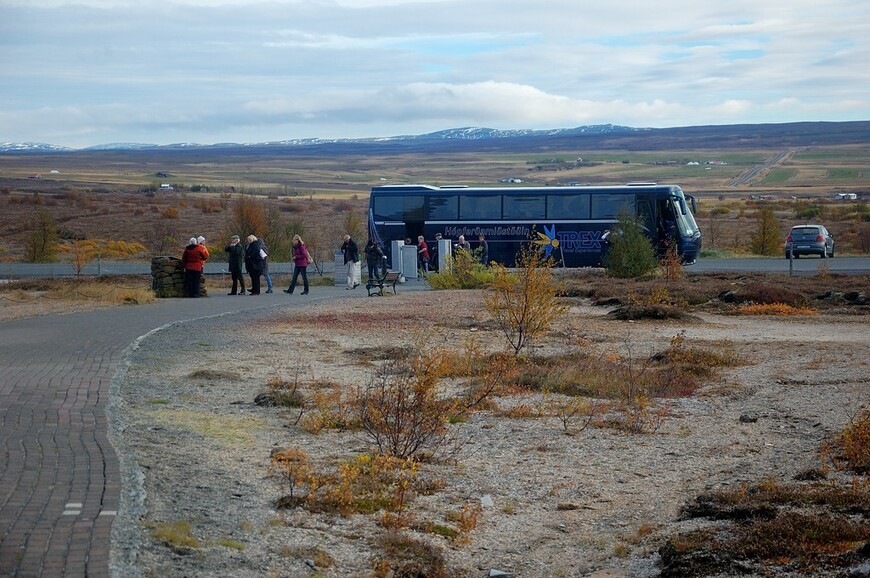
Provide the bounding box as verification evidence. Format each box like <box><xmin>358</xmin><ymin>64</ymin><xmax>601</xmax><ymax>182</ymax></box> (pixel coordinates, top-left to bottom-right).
<box><xmin>635</xmin><ymin>194</ymin><xmax>654</xmax><ymax>234</ymax></box>
<box><xmin>656</xmin><ymin>199</ymin><xmax>678</xmax><ymax>247</ymax></box>
<box><xmin>405</xmin><ymin>221</ymin><xmax>425</xmax><ymax>245</ymax></box>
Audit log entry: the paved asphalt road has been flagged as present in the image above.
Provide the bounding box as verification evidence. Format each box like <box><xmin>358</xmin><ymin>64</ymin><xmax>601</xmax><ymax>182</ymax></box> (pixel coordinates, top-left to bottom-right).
<box><xmin>0</xmin><ymin>284</ymin><xmax>410</xmax><ymax>577</ymax></box>
<box><xmin>1</xmin><ymin>257</ymin><xmax>868</xmax><ymax>280</ymax></box>
<box><xmin>0</xmin><ymin>261</ymin><xmax>329</xmax><ymax>279</ymax></box>
<box><xmin>689</xmin><ymin>256</ymin><xmax>870</xmax><ymax>275</ymax></box>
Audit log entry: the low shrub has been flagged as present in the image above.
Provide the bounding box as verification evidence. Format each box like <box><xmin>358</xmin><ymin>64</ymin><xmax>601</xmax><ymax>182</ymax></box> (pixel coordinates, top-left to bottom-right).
<box><xmin>736</xmin><ymin>283</ymin><xmax>809</xmax><ymax>307</ymax></box>
<box><xmin>426</xmin><ymin>249</ymin><xmax>495</xmax><ymax>289</ymax></box>
<box><xmin>301</xmin><ymin>381</ymin><xmax>358</xmax><ymax>433</ymax></box>
<box><xmin>272</xmin><ymin>451</ymin><xmax>431</xmax><ymax>518</ymax></box>
<box><xmin>484</xmin><ymin>245</ymin><xmax>567</xmax><ymax>356</ymax></box>
<box><xmin>188</xmin><ymin>369</ymin><xmax>242</xmax><ymax>381</ymax></box>
<box><xmin>266</xmin><ymin>376</ymin><xmax>306</xmax><ymax>408</ymax></box>
<box><xmin>661</xmin><ymin>417</ymin><xmax>870</xmax><ymax>577</ymax></box>
<box><xmin>356</xmin><ymin>357</ymin><xmax>459</xmax><ymax>459</ymax></box>
<box><xmin>373</xmin><ymin>532</ymin><xmax>449</xmax><ymax>578</ymax></box>
<box><xmin>654</xmin><ymin>332</ymin><xmax>744</xmax><ymax>376</ymax></box>
<box><xmin>834</xmin><ymin>408</ymin><xmax>870</xmax><ymax>474</ymax></box>
<box><xmin>604</xmin><ymin>213</ymin><xmax>658</xmax><ymax>279</ymax></box>
<box><xmin>606</xmin><ymin>303</ymin><xmax>693</xmax><ymax>321</ymax></box>
<box><xmin>737</xmin><ymin>303</ymin><xmax>818</xmax><ymax>316</ymax></box>
<box><xmin>149</xmin><ymin>520</ymin><xmax>200</xmax><ymax>551</ymax></box>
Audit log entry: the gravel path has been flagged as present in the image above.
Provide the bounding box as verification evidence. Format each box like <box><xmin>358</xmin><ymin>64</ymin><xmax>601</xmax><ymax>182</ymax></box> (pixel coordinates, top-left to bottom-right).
<box><xmin>111</xmin><ymin>291</ymin><xmax>869</xmax><ymax>578</ymax></box>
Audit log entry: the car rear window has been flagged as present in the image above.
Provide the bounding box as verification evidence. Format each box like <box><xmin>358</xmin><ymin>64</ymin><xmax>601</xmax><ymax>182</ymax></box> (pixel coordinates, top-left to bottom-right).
<box><xmin>791</xmin><ymin>227</ymin><xmax>820</xmax><ymax>235</ymax></box>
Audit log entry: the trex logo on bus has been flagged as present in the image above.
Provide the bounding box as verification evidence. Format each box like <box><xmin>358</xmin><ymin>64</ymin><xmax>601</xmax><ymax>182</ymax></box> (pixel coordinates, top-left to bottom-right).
<box><xmin>535</xmin><ymin>225</ymin><xmax>603</xmax><ymax>256</ymax></box>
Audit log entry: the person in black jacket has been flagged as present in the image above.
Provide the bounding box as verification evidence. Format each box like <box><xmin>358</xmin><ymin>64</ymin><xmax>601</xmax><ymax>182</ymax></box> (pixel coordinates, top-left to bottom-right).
<box><xmin>244</xmin><ymin>235</ymin><xmax>265</xmax><ymax>295</ymax></box>
<box><xmin>341</xmin><ymin>234</ymin><xmax>360</xmax><ymax>289</ymax></box>
<box><xmin>429</xmin><ymin>232</ymin><xmax>442</xmax><ymax>272</ymax></box>
<box><xmin>364</xmin><ymin>238</ymin><xmax>385</xmax><ymax>282</ymax></box>
<box><xmin>224</xmin><ymin>234</ymin><xmax>245</xmax><ymax>295</ymax></box>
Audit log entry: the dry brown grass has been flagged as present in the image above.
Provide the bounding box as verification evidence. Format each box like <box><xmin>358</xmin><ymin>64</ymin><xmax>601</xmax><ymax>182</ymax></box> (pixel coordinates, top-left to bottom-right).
<box><xmin>832</xmin><ymin>408</ymin><xmax>870</xmax><ymax>474</ymax></box>
<box><xmin>662</xmin><ymin>478</ymin><xmax>870</xmax><ymax>576</ymax></box>
<box><xmin>737</xmin><ymin>302</ymin><xmax>818</xmax><ymax>316</ymax></box>
<box><xmin>0</xmin><ymin>276</ymin><xmax>157</xmax><ymax>321</ymax></box>
<box><xmin>3</xmin><ymin>144</ymin><xmax>868</xmax><ymax>268</ymax></box>
<box><xmin>0</xmin><ymin>182</ymin><xmax>370</xmax><ymax>265</ymax></box>
<box><xmin>561</xmin><ymin>270</ymin><xmax>869</xmax><ymax>314</ymax></box>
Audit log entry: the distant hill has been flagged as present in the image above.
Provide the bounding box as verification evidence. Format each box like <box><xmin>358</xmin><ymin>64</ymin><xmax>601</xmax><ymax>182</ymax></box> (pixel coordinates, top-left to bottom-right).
<box><xmin>2</xmin><ymin>121</ymin><xmax>868</xmax><ymax>155</ymax></box>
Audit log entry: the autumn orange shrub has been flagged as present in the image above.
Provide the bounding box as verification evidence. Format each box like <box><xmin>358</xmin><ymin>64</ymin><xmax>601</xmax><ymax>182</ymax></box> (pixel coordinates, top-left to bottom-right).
<box><xmin>838</xmin><ymin>409</ymin><xmax>870</xmax><ymax>474</ymax></box>
<box><xmin>484</xmin><ymin>244</ymin><xmax>566</xmax><ymax>356</ymax></box>
<box><xmin>737</xmin><ymin>303</ymin><xmax>818</xmax><ymax>316</ymax></box>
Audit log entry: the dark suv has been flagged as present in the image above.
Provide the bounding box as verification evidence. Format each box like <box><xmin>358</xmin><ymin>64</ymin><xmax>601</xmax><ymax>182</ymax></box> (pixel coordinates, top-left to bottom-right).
<box><xmin>785</xmin><ymin>225</ymin><xmax>834</xmax><ymax>259</ymax></box>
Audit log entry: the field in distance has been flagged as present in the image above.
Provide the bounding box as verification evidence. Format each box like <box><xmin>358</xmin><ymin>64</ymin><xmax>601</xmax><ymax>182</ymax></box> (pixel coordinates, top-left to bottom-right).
<box><xmin>0</xmin><ymin>141</ymin><xmax>867</xmax><ymax>263</ymax></box>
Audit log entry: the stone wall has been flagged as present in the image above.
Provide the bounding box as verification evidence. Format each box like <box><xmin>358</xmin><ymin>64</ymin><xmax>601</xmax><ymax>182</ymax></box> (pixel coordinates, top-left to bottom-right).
<box><xmin>151</xmin><ymin>256</ymin><xmax>207</xmax><ymax>297</ymax></box>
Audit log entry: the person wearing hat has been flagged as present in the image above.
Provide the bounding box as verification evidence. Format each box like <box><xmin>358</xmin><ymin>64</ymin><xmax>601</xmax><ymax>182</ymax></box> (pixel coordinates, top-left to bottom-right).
<box><xmin>196</xmin><ymin>235</ymin><xmax>210</xmax><ymax>259</ymax></box>
<box><xmin>224</xmin><ymin>234</ymin><xmax>245</xmax><ymax>295</ymax></box>
<box><xmin>181</xmin><ymin>236</ymin><xmax>209</xmax><ymax>297</ymax></box>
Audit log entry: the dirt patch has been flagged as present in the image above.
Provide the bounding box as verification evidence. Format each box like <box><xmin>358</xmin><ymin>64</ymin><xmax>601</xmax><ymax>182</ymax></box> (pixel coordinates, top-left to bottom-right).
<box><xmin>113</xmin><ymin>285</ymin><xmax>869</xmax><ymax>578</ymax></box>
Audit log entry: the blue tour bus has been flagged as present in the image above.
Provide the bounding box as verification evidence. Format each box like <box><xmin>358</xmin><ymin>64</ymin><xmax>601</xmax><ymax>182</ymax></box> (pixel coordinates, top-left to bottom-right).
<box><xmin>368</xmin><ymin>183</ymin><xmax>701</xmax><ymax>267</ymax></box>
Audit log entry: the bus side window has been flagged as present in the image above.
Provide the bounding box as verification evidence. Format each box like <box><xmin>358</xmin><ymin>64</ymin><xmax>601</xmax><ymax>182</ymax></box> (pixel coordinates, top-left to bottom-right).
<box><xmin>591</xmin><ymin>194</ymin><xmax>634</xmax><ymax>219</ymax></box>
<box><xmin>427</xmin><ymin>195</ymin><xmax>458</xmax><ymax>220</ymax></box>
<box><xmin>547</xmin><ymin>194</ymin><xmax>589</xmax><ymax>219</ymax></box>
<box><xmin>504</xmin><ymin>195</ymin><xmax>545</xmax><ymax>219</ymax></box>
<box><xmin>460</xmin><ymin>195</ymin><xmax>502</xmax><ymax>219</ymax></box>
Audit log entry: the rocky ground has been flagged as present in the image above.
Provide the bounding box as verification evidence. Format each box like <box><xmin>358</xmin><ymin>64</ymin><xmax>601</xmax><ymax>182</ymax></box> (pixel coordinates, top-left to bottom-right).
<box><xmin>108</xmin><ymin>288</ymin><xmax>869</xmax><ymax>578</ymax></box>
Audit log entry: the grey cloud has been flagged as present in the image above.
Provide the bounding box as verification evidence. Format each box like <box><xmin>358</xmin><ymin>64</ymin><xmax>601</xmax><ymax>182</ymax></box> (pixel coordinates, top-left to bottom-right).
<box><xmin>1</xmin><ymin>0</ymin><xmax>867</xmax><ymax>146</ymax></box>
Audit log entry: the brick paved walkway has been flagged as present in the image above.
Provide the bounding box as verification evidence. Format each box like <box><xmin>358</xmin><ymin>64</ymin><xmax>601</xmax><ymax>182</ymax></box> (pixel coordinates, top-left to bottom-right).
<box><xmin>0</xmin><ymin>287</ymin><xmax>373</xmax><ymax>577</ymax></box>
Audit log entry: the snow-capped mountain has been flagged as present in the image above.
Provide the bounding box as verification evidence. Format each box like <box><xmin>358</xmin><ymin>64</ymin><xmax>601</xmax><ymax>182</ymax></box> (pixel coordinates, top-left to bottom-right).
<box><xmin>0</xmin><ymin>142</ymin><xmax>72</xmax><ymax>152</ymax></box>
<box><xmin>0</xmin><ymin>125</ymin><xmax>639</xmax><ymax>153</ymax></box>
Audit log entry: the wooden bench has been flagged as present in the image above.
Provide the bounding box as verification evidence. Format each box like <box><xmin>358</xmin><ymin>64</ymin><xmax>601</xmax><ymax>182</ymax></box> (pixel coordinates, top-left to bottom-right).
<box><xmin>366</xmin><ymin>271</ymin><xmax>401</xmax><ymax>296</ymax></box>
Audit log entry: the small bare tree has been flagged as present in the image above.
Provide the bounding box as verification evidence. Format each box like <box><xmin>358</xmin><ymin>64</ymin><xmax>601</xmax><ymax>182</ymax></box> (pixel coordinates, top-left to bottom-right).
<box><xmin>71</xmin><ymin>240</ymin><xmax>96</xmax><ymax>276</ymax></box>
<box><xmin>749</xmin><ymin>207</ymin><xmax>782</xmax><ymax>256</ymax></box>
<box><xmin>24</xmin><ymin>209</ymin><xmax>59</xmax><ymax>263</ymax></box>
<box><xmin>225</xmin><ymin>194</ymin><xmax>268</xmax><ymax>239</ymax></box>
<box><xmin>550</xmin><ymin>395</ymin><xmax>599</xmax><ymax>435</ymax></box>
<box><xmin>484</xmin><ymin>244</ymin><xmax>567</xmax><ymax>356</ymax></box>
<box><xmin>356</xmin><ymin>350</ymin><xmax>457</xmax><ymax>459</ymax></box>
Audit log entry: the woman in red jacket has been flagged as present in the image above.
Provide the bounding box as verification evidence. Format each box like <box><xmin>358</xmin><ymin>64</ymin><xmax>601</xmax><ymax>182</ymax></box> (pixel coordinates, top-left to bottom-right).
<box><xmin>181</xmin><ymin>237</ymin><xmax>209</xmax><ymax>297</ymax></box>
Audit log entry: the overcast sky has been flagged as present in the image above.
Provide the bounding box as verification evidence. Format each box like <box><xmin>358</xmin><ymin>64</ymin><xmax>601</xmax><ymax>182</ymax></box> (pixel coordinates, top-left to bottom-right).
<box><xmin>1</xmin><ymin>0</ymin><xmax>868</xmax><ymax>148</ymax></box>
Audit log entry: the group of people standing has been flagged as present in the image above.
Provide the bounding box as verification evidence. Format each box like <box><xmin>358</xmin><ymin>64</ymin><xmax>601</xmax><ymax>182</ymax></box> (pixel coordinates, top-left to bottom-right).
<box><xmin>402</xmin><ymin>232</ymin><xmax>489</xmax><ymax>273</ymax></box>
<box><xmin>224</xmin><ymin>234</ymin><xmax>278</xmax><ymax>296</ymax></box>
<box><xmin>179</xmin><ymin>230</ymin><xmax>489</xmax><ymax>299</ymax></box>
<box><xmin>179</xmin><ymin>233</ymin><xmax>292</xmax><ymax>298</ymax></box>
<box><xmin>180</xmin><ymin>235</ymin><xmax>209</xmax><ymax>297</ymax></box>
<box><xmin>455</xmin><ymin>233</ymin><xmax>488</xmax><ymax>264</ymax></box>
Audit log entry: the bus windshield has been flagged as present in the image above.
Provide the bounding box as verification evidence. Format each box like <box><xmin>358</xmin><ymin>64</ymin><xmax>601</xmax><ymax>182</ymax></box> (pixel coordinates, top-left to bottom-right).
<box><xmin>670</xmin><ymin>196</ymin><xmax>699</xmax><ymax>237</ymax></box>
